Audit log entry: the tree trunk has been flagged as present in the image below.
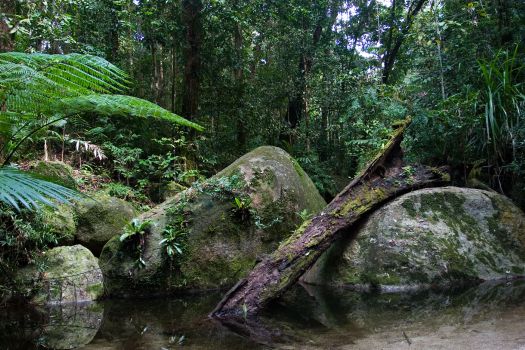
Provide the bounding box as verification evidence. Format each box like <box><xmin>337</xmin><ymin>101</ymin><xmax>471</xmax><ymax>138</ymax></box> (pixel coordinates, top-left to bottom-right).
<box><xmin>211</xmin><ymin>119</ymin><xmax>450</xmax><ymax>319</ymax></box>
<box><xmin>0</xmin><ymin>0</ymin><xmax>15</xmax><ymax>53</ymax></box>
<box><xmin>234</xmin><ymin>20</ymin><xmax>247</xmax><ymax>153</ymax></box>
<box><xmin>181</xmin><ymin>0</ymin><xmax>203</xmax><ymax>120</ymax></box>
<box><xmin>382</xmin><ymin>0</ymin><xmax>427</xmax><ymax>84</ymax></box>
<box><xmin>171</xmin><ymin>44</ymin><xmax>179</xmax><ymax>113</ymax></box>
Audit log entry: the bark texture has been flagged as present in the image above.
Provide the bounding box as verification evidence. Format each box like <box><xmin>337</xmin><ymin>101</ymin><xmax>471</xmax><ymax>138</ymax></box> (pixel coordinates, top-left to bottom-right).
<box><xmin>211</xmin><ymin>118</ymin><xmax>450</xmax><ymax>319</ymax></box>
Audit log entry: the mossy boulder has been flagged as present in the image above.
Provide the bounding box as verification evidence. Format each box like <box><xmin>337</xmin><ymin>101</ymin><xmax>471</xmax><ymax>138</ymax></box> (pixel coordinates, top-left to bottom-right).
<box><xmin>75</xmin><ymin>194</ymin><xmax>136</xmax><ymax>256</ymax></box>
<box><xmin>40</xmin><ymin>204</ymin><xmax>76</xmax><ymax>244</ymax></box>
<box><xmin>304</xmin><ymin>187</ymin><xmax>525</xmax><ymax>290</ymax></box>
<box><xmin>100</xmin><ymin>146</ymin><xmax>326</xmax><ymax>297</ymax></box>
<box><xmin>31</xmin><ymin>160</ymin><xmax>77</xmax><ymax>189</ymax></box>
<box><xmin>16</xmin><ymin>245</ymin><xmax>104</xmax><ymax>304</ymax></box>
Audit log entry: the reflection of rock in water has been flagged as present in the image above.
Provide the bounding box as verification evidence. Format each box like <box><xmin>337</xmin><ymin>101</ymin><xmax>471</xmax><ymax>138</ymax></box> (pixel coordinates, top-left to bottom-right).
<box><xmin>258</xmin><ymin>279</ymin><xmax>525</xmax><ymax>348</ymax></box>
<box><xmin>0</xmin><ymin>302</ymin><xmax>103</xmax><ymax>350</ymax></box>
<box><xmin>42</xmin><ymin>302</ymin><xmax>103</xmax><ymax>349</ymax></box>
<box><xmin>82</xmin><ymin>294</ymin><xmax>263</xmax><ymax>350</ymax></box>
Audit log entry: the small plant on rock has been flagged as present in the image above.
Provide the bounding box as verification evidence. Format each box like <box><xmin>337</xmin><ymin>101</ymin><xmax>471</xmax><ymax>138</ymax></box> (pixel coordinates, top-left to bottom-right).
<box><xmin>232</xmin><ymin>196</ymin><xmax>252</xmax><ymax>222</ymax></box>
<box><xmin>160</xmin><ymin>226</ymin><xmax>187</xmax><ymax>258</ymax></box>
<box><xmin>120</xmin><ymin>219</ymin><xmax>153</xmax><ymax>268</ymax></box>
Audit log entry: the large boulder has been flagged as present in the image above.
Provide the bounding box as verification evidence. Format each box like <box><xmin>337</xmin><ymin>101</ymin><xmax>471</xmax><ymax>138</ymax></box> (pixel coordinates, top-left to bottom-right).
<box><xmin>16</xmin><ymin>245</ymin><xmax>104</xmax><ymax>304</ymax></box>
<box><xmin>75</xmin><ymin>194</ymin><xmax>137</xmax><ymax>256</ymax></box>
<box><xmin>31</xmin><ymin>160</ymin><xmax>77</xmax><ymax>189</ymax></box>
<box><xmin>304</xmin><ymin>187</ymin><xmax>525</xmax><ymax>290</ymax></box>
<box><xmin>40</xmin><ymin>203</ymin><xmax>76</xmax><ymax>245</ymax></box>
<box><xmin>100</xmin><ymin>146</ymin><xmax>326</xmax><ymax>297</ymax></box>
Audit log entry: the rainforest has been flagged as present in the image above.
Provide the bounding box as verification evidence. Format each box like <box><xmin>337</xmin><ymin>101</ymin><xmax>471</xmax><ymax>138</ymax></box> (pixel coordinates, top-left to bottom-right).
<box><xmin>0</xmin><ymin>1</ymin><xmax>524</xmax><ymax>349</ymax></box>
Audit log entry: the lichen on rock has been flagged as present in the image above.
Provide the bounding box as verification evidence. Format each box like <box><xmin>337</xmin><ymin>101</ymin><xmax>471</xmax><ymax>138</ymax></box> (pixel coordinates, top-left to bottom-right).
<box><xmin>303</xmin><ymin>187</ymin><xmax>525</xmax><ymax>291</ymax></box>
<box><xmin>99</xmin><ymin>146</ymin><xmax>326</xmax><ymax>297</ymax></box>
<box><xmin>16</xmin><ymin>245</ymin><xmax>104</xmax><ymax>305</ymax></box>
<box><xmin>75</xmin><ymin>194</ymin><xmax>137</xmax><ymax>256</ymax></box>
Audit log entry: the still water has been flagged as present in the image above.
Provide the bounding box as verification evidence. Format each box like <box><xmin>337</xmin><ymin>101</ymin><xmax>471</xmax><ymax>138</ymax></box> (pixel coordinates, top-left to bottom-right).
<box><xmin>1</xmin><ymin>279</ymin><xmax>524</xmax><ymax>349</ymax></box>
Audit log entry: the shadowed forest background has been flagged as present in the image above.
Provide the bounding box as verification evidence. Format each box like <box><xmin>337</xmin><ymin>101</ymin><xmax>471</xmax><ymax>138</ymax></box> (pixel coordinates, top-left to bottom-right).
<box><xmin>0</xmin><ymin>0</ymin><xmax>524</xmax><ymax>206</ymax></box>
<box><xmin>1</xmin><ymin>2</ymin><xmax>525</xmax><ymax>348</ymax></box>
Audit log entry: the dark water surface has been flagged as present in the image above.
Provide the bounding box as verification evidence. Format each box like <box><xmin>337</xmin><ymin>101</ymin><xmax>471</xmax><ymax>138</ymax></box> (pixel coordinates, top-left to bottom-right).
<box><xmin>1</xmin><ymin>279</ymin><xmax>524</xmax><ymax>349</ymax></box>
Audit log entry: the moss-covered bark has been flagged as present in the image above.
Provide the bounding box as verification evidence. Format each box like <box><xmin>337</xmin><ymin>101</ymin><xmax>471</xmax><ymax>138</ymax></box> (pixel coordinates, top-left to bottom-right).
<box><xmin>211</xmin><ymin>119</ymin><xmax>450</xmax><ymax>319</ymax></box>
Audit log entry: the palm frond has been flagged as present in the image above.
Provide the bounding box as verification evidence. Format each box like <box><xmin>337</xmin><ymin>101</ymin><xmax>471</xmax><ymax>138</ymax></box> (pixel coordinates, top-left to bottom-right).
<box><xmin>0</xmin><ymin>166</ymin><xmax>81</xmax><ymax>211</ymax></box>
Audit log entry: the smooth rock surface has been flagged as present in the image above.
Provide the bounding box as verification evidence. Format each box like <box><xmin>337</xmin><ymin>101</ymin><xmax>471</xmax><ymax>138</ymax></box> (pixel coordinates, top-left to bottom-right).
<box><xmin>75</xmin><ymin>194</ymin><xmax>136</xmax><ymax>256</ymax></box>
<box><xmin>304</xmin><ymin>187</ymin><xmax>525</xmax><ymax>289</ymax></box>
<box><xmin>100</xmin><ymin>146</ymin><xmax>326</xmax><ymax>296</ymax></box>
<box><xmin>16</xmin><ymin>245</ymin><xmax>104</xmax><ymax>304</ymax></box>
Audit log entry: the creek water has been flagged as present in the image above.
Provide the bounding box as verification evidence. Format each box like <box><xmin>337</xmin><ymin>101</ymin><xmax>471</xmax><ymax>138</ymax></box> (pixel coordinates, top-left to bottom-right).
<box><xmin>1</xmin><ymin>279</ymin><xmax>524</xmax><ymax>350</ymax></box>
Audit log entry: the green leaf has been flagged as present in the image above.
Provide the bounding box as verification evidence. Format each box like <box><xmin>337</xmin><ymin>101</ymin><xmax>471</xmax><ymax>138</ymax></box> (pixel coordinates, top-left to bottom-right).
<box><xmin>0</xmin><ymin>166</ymin><xmax>81</xmax><ymax>211</ymax></box>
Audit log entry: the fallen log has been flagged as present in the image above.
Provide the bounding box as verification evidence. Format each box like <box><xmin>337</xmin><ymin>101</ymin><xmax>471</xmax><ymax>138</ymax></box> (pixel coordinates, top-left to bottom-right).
<box><xmin>211</xmin><ymin>118</ymin><xmax>450</xmax><ymax>319</ymax></box>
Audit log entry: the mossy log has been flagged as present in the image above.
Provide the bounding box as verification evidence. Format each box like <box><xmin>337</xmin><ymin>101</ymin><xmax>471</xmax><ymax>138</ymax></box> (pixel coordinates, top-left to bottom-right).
<box><xmin>211</xmin><ymin>118</ymin><xmax>450</xmax><ymax>319</ymax></box>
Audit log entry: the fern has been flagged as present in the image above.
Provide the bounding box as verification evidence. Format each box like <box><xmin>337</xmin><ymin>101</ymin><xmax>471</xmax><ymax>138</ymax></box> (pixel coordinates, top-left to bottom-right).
<box><xmin>0</xmin><ymin>52</ymin><xmax>203</xmax><ymax>210</ymax></box>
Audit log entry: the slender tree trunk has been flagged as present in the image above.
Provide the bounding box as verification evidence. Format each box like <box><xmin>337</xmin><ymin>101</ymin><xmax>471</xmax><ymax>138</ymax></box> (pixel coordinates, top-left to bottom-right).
<box><xmin>211</xmin><ymin>119</ymin><xmax>450</xmax><ymax>319</ymax></box>
<box><xmin>433</xmin><ymin>0</ymin><xmax>446</xmax><ymax>100</ymax></box>
<box><xmin>0</xmin><ymin>0</ymin><xmax>15</xmax><ymax>53</ymax></box>
<box><xmin>171</xmin><ymin>45</ymin><xmax>179</xmax><ymax>113</ymax></box>
<box><xmin>382</xmin><ymin>0</ymin><xmax>428</xmax><ymax>84</ymax></box>
<box><xmin>234</xmin><ymin>20</ymin><xmax>247</xmax><ymax>153</ymax></box>
<box><xmin>181</xmin><ymin>0</ymin><xmax>203</xmax><ymax>120</ymax></box>
<box><xmin>106</xmin><ymin>0</ymin><xmax>120</xmax><ymax>62</ymax></box>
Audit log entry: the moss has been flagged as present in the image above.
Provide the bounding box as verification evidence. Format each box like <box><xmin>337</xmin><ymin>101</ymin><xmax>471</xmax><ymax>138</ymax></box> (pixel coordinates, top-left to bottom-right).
<box><xmin>486</xmin><ymin>200</ymin><xmax>519</xmax><ymax>251</ymax></box>
<box><xmin>336</xmin><ymin>187</ymin><xmax>388</xmax><ymax>216</ymax></box>
<box><xmin>430</xmin><ymin>167</ymin><xmax>451</xmax><ymax>182</ymax></box>
<box><xmin>32</xmin><ymin>161</ymin><xmax>77</xmax><ymax>189</ymax></box>
<box><xmin>401</xmin><ymin>199</ymin><xmax>418</xmax><ymax>218</ymax></box>
<box><xmin>417</xmin><ymin>192</ymin><xmax>480</xmax><ymax>238</ymax></box>
<box><xmin>291</xmin><ymin>158</ymin><xmax>306</xmax><ymax>178</ymax></box>
<box><xmin>40</xmin><ymin>204</ymin><xmax>77</xmax><ymax>244</ymax></box>
<box><xmin>86</xmin><ymin>282</ymin><xmax>104</xmax><ymax>297</ymax></box>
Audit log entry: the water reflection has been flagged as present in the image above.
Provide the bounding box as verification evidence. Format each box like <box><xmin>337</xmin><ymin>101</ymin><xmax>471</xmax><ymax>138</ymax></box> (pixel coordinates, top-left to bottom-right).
<box><xmin>1</xmin><ymin>279</ymin><xmax>524</xmax><ymax>349</ymax></box>
<box><xmin>0</xmin><ymin>302</ymin><xmax>103</xmax><ymax>350</ymax></box>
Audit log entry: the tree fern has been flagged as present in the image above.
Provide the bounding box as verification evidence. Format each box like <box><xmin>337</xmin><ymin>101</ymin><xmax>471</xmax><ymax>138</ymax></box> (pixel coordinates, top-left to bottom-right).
<box><xmin>0</xmin><ymin>52</ymin><xmax>203</xmax><ymax>209</ymax></box>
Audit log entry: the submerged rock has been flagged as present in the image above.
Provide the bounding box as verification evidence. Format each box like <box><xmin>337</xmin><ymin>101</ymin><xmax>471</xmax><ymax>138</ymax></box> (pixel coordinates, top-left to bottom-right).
<box><xmin>75</xmin><ymin>194</ymin><xmax>136</xmax><ymax>256</ymax></box>
<box><xmin>100</xmin><ymin>146</ymin><xmax>326</xmax><ymax>296</ymax></box>
<box><xmin>16</xmin><ymin>245</ymin><xmax>104</xmax><ymax>304</ymax></box>
<box><xmin>304</xmin><ymin>187</ymin><xmax>525</xmax><ymax>290</ymax></box>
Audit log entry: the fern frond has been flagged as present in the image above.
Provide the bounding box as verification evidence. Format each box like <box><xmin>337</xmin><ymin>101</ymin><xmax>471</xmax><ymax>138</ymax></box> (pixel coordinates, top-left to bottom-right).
<box><xmin>58</xmin><ymin>95</ymin><xmax>204</xmax><ymax>131</ymax></box>
<box><xmin>0</xmin><ymin>166</ymin><xmax>81</xmax><ymax>210</ymax></box>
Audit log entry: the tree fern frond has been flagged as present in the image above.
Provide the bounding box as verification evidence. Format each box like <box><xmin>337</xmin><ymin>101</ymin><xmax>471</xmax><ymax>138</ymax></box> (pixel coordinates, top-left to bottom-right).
<box><xmin>0</xmin><ymin>52</ymin><xmax>130</xmax><ymax>99</ymax></box>
<box><xmin>58</xmin><ymin>94</ymin><xmax>204</xmax><ymax>131</ymax></box>
<box><xmin>0</xmin><ymin>166</ymin><xmax>81</xmax><ymax>211</ymax></box>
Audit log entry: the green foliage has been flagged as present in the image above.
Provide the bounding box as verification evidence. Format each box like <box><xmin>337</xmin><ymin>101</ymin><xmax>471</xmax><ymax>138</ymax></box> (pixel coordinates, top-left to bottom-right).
<box><xmin>120</xmin><ymin>218</ymin><xmax>154</xmax><ymax>269</ymax></box>
<box><xmin>162</xmin><ymin>198</ymin><xmax>191</xmax><ymax>260</ymax></box>
<box><xmin>0</xmin><ymin>52</ymin><xmax>202</xmax><ymax>209</ymax></box>
<box><xmin>297</xmin><ymin>209</ymin><xmax>312</xmax><ymax>222</ymax></box>
<box><xmin>232</xmin><ymin>196</ymin><xmax>252</xmax><ymax>222</ymax></box>
<box><xmin>479</xmin><ymin>46</ymin><xmax>525</xmax><ymax>166</ymax></box>
<box><xmin>0</xmin><ymin>166</ymin><xmax>80</xmax><ymax>210</ymax></box>
<box><xmin>0</xmin><ymin>205</ymin><xmax>61</xmax><ymax>281</ymax></box>
<box><xmin>119</xmin><ymin>218</ymin><xmax>153</xmax><ymax>242</ymax></box>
